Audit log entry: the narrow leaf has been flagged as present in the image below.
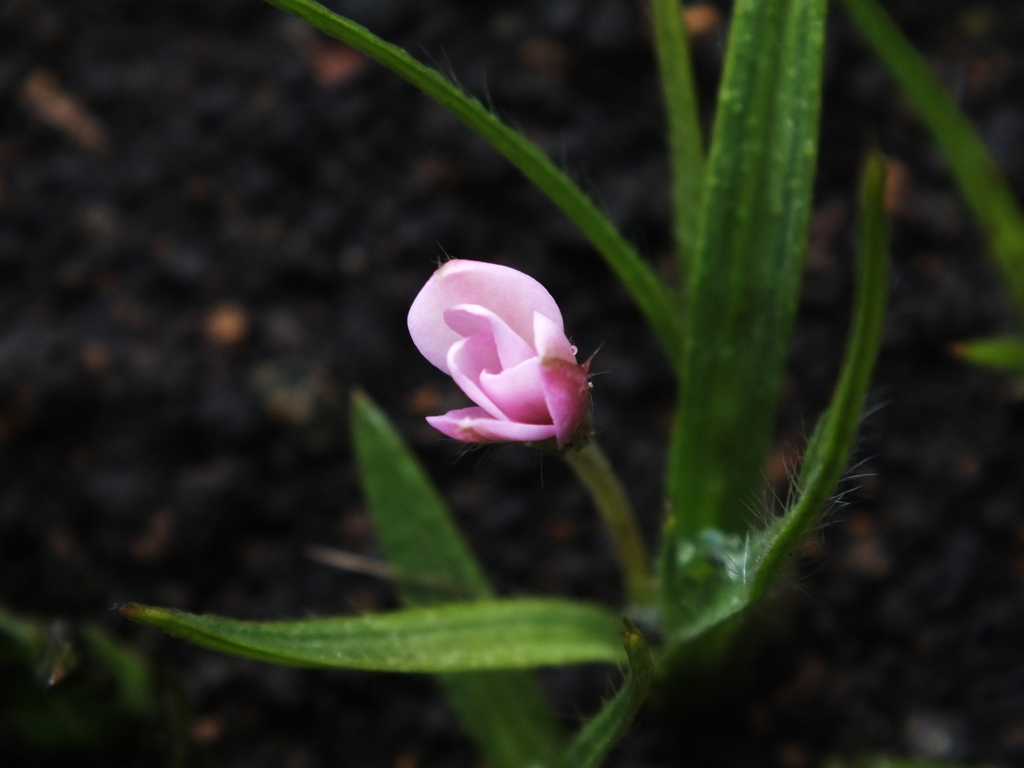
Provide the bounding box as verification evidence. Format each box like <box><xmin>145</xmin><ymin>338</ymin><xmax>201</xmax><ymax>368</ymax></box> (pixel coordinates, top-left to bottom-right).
<box><xmin>665</xmin><ymin>0</ymin><xmax>829</xmax><ymax>555</ymax></box>
<box><xmin>650</xmin><ymin>0</ymin><xmax>705</xmax><ymax>275</ymax></box>
<box><xmin>842</xmin><ymin>0</ymin><xmax>1024</xmax><ymax>315</ymax></box>
<box><xmin>351</xmin><ymin>391</ymin><xmax>566</xmax><ymax>767</ymax></box>
<box><xmin>657</xmin><ymin>156</ymin><xmax>890</xmax><ymax>669</ymax></box>
<box><xmin>120</xmin><ymin>599</ymin><xmax>626</xmax><ymax>673</ymax></box>
<box><xmin>564</xmin><ymin>620</ymin><xmax>654</xmax><ymax>768</ymax></box>
<box><xmin>749</xmin><ymin>152</ymin><xmax>890</xmax><ymax>602</ymax></box>
<box><xmin>438</xmin><ymin>677</ymin><xmax>563</xmax><ymax>768</ymax></box>
<box><xmin>264</xmin><ymin>0</ymin><xmax>681</xmax><ymax>366</ymax></box>
<box><xmin>351</xmin><ymin>390</ymin><xmax>490</xmax><ymax>605</ymax></box>
<box><xmin>951</xmin><ymin>336</ymin><xmax>1024</xmax><ymax>375</ymax></box>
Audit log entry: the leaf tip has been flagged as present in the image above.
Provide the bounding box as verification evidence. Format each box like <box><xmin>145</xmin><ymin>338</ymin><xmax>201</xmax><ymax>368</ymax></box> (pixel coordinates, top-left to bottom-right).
<box><xmin>118</xmin><ymin>602</ymin><xmax>144</xmax><ymax>621</ymax></box>
<box><xmin>119</xmin><ymin>603</ymin><xmax>166</xmax><ymax>626</ymax></box>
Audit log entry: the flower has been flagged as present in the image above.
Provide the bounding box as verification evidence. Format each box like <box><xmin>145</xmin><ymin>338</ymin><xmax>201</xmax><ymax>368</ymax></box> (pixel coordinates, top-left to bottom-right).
<box><xmin>408</xmin><ymin>259</ymin><xmax>591</xmax><ymax>448</ymax></box>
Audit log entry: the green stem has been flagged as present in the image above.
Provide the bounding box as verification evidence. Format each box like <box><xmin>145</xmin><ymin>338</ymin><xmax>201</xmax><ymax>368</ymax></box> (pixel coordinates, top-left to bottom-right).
<box><xmin>562</xmin><ymin>442</ymin><xmax>654</xmax><ymax>608</ymax></box>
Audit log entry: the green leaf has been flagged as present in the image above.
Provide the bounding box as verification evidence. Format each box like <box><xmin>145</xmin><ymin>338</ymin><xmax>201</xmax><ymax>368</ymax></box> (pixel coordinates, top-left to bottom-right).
<box><xmin>664</xmin><ymin>0</ymin><xmax>829</xmax><ymax>557</ymax></box>
<box><xmin>351</xmin><ymin>390</ymin><xmax>490</xmax><ymax>605</ymax></box>
<box><xmin>842</xmin><ymin>0</ymin><xmax>1024</xmax><ymax>316</ymax></box>
<box><xmin>437</xmin><ymin>675</ymin><xmax>563</xmax><ymax>768</ymax></box>
<box><xmin>749</xmin><ymin>152</ymin><xmax>890</xmax><ymax>602</ymax></box>
<box><xmin>264</xmin><ymin>0</ymin><xmax>681</xmax><ymax>367</ymax></box>
<box><xmin>119</xmin><ymin>599</ymin><xmax>626</xmax><ymax>672</ymax></box>
<box><xmin>951</xmin><ymin>336</ymin><xmax>1024</xmax><ymax>375</ymax></box>
<box><xmin>351</xmin><ymin>391</ymin><xmax>565</xmax><ymax>767</ymax></box>
<box><xmin>659</xmin><ymin>152</ymin><xmax>889</xmax><ymax>669</ymax></box>
<box><xmin>564</xmin><ymin>620</ymin><xmax>654</xmax><ymax>768</ymax></box>
<box><xmin>650</xmin><ymin>0</ymin><xmax>705</xmax><ymax>276</ymax></box>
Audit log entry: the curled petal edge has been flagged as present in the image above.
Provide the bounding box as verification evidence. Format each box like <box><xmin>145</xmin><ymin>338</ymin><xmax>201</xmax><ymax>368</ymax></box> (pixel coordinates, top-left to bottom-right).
<box><xmin>446</xmin><ymin>334</ymin><xmax>508</xmax><ymax>421</ymax></box>
<box><xmin>426</xmin><ymin>407</ymin><xmax>558</xmax><ymax>443</ymax></box>
<box><xmin>444</xmin><ymin>304</ymin><xmax>536</xmax><ymax>369</ymax></box>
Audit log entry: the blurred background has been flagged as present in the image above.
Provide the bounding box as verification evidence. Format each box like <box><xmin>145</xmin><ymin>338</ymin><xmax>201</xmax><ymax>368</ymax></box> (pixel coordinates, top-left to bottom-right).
<box><xmin>2</xmin><ymin>1</ymin><xmax>1023</xmax><ymax>766</ymax></box>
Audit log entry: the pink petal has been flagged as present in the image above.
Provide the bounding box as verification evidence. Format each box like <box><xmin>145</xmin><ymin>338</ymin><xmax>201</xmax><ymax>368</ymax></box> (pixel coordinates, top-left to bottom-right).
<box><xmin>539</xmin><ymin>358</ymin><xmax>591</xmax><ymax>447</ymax></box>
<box><xmin>446</xmin><ymin>333</ymin><xmax>508</xmax><ymax>420</ymax></box>
<box><xmin>533</xmin><ymin>311</ymin><xmax>577</xmax><ymax>364</ymax></box>
<box><xmin>478</xmin><ymin>357</ymin><xmax>550</xmax><ymax>425</ymax></box>
<box><xmin>443</xmin><ymin>305</ymin><xmax>535</xmax><ymax>369</ymax></box>
<box><xmin>408</xmin><ymin>259</ymin><xmax>564</xmax><ymax>373</ymax></box>
<box><xmin>427</xmin><ymin>407</ymin><xmax>558</xmax><ymax>443</ymax></box>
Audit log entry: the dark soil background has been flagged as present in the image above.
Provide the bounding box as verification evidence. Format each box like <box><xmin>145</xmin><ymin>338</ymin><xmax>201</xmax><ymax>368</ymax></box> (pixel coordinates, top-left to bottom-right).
<box><xmin>2</xmin><ymin>0</ymin><xmax>1024</xmax><ymax>766</ymax></box>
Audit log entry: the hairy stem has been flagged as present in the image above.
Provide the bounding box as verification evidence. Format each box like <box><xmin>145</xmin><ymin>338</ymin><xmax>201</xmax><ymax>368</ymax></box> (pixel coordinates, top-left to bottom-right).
<box><xmin>563</xmin><ymin>442</ymin><xmax>654</xmax><ymax>608</ymax></box>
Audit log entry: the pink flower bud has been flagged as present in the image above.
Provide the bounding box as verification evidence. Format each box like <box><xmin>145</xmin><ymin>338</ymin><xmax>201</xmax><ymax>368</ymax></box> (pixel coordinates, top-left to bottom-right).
<box><xmin>408</xmin><ymin>259</ymin><xmax>591</xmax><ymax>448</ymax></box>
